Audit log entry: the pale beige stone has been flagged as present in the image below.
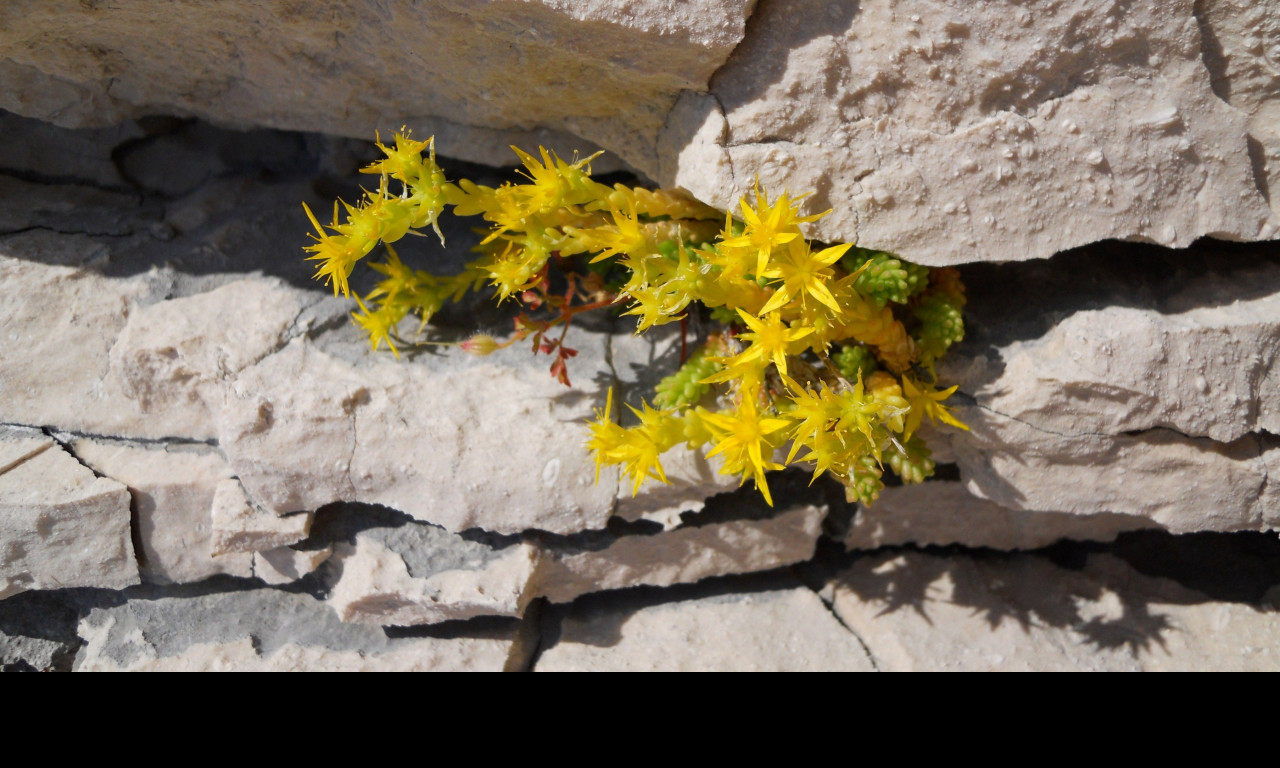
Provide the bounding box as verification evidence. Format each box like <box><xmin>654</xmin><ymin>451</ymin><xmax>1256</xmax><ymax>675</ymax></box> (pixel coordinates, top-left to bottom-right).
<box><xmin>219</xmin><ymin>336</ymin><xmax>619</xmax><ymax>534</ymax></box>
<box><xmin>253</xmin><ymin>546</ymin><xmax>333</xmax><ymax>586</ymax></box>
<box><xmin>1195</xmin><ymin>0</ymin><xmax>1280</xmax><ymax>231</ymax></box>
<box><xmin>71</xmin><ymin>439</ymin><xmax>254</xmax><ymax>583</ymax></box>
<box><xmin>828</xmin><ymin>550</ymin><xmax>1280</xmax><ymax>671</ymax></box>
<box><xmin>537</xmin><ymin>585</ymin><xmax>874</xmax><ymax>671</ymax></box>
<box><xmin>954</xmin><ymin>409</ymin><xmax>1268</xmax><ymax>533</ymax></box>
<box><xmin>681</xmin><ymin>0</ymin><xmax>1272</xmax><ymax>262</ymax></box>
<box><xmin>535</xmin><ymin>503</ymin><xmax>825</xmax><ymax>603</ymax></box>
<box><xmin>0</xmin><ymin>0</ymin><xmax>754</xmax><ymax>171</ymax></box>
<box><xmin>3</xmin><ymin>0</ymin><xmax>1272</xmax><ymax>261</ymax></box>
<box><xmin>327</xmin><ymin>535</ymin><xmax>540</xmax><ymax>626</ymax></box>
<box><xmin>73</xmin><ymin>588</ymin><xmax>513</xmax><ymax>671</ymax></box>
<box><xmin>846</xmin><ymin>482</ymin><xmax>1157</xmax><ymax>551</ymax></box>
<box><xmin>0</xmin><ymin>427</ymin><xmax>138</xmax><ymax>599</ymax></box>
<box><xmin>957</xmin><ymin>279</ymin><xmax>1280</xmax><ymax>443</ymax></box>
<box><xmin>0</xmin><ymin>256</ymin><xmax>146</xmax><ymax>436</ymax></box>
<box><xmin>210</xmin><ymin>478</ymin><xmax>311</xmax><ymax>556</ymax></box>
<box><xmin>939</xmin><ymin>257</ymin><xmax>1280</xmax><ymax>534</ymax></box>
<box><xmin>105</xmin><ymin>278</ymin><xmax>307</xmax><ymax>441</ymax></box>
<box><xmin>75</xmin><ymin>636</ymin><xmax>511</xmax><ymax>672</ymax></box>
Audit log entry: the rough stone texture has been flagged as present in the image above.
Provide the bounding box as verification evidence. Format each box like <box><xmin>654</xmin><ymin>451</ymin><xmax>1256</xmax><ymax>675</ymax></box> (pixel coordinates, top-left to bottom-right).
<box><xmin>536</xmin><ymin>583</ymin><xmax>875</xmax><ymax>671</ymax></box>
<box><xmin>0</xmin><ymin>0</ymin><xmax>755</xmax><ymax>173</ymax></box>
<box><xmin>950</xmin><ymin>259</ymin><xmax>1280</xmax><ymax>443</ymax></box>
<box><xmin>535</xmin><ymin>502</ymin><xmax>826</xmax><ymax>603</ymax></box>
<box><xmin>2</xmin><ymin>94</ymin><xmax>1278</xmax><ymax>668</ymax></box>
<box><xmin>941</xmin><ymin>246</ymin><xmax>1280</xmax><ymax>533</ymax></box>
<box><xmin>252</xmin><ymin>545</ymin><xmax>333</xmax><ymax>586</ymax></box>
<box><xmin>74</xmin><ymin>587</ymin><xmax>515</xmax><ymax>672</ymax></box>
<box><xmin>3</xmin><ymin>1</ymin><xmax>1274</xmax><ymax>262</ymax></box>
<box><xmin>106</xmin><ymin>279</ymin><xmax>308</xmax><ymax>441</ymax></box>
<box><xmin>327</xmin><ymin>528</ymin><xmax>540</xmax><ymax>626</ymax></box>
<box><xmin>827</xmin><ymin>550</ymin><xmax>1280</xmax><ymax>671</ymax></box>
<box><xmin>0</xmin><ymin>427</ymin><xmax>138</xmax><ymax>599</ymax></box>
<box><xmin>221</xmin><ymin>335</ymin><xmax>619</xmax><ymax>534</ymax></box>
<box><xmin>672</xmin><ymin>0</ymin><xmax>1274</xmax><ymax>262</ymax></box>
<box><xmin>1196</xmin><ymin>0</ymin><xmax>1280</xmax><ymax>226</ymax></box>
<box><xmin>0</xmin><ymin>257</ymin><xmax>149</xmax><ymax>436</ymax></box>
<box><xmin>846</xmin><ymin>481</ymin><xmax>1157</xmax><ymax>551</ymax></box>
<box><xmin>210</xmin><ymin>479</ymin><xmax>311</xmax><ymax>557</ymax></box>
<box><xmin>70</xmin><ymin>439</ymin><xmax>254</xmax><ymax>584</ymax></box>
<box><xmin>321</xmin><ymin>484</ymin><xmax>826</xmax><ymax>625</ymax></box>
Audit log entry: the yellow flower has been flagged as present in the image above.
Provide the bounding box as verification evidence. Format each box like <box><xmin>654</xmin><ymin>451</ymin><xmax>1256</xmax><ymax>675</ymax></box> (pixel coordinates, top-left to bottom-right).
<box><xmin>351</xmin><ymin>296</ymin><xmax>404</xmax><ymax>358</ymax></box>
<box><xmin>700</xmin><ymin>388</ymin><xmax>791</xmax><ymax>505</ymax></box>
<box><xmin>901</xmin><ymin>376</ymin><xmax>970</xmax><ymax>441</ymax></box>
<box><xmin>758</xmin><ymin>238</ymin><xmax>852</xmax><ymax>316</ymax></box>
<box><xmin>719</xmin><ymin>183</ymin><xmax>827</xmax><ymax>279</ymax></box>
<box><xmin>727</xmin><ymin>308</ymin><xmax>814</xmax><ymax>377</ymax></box>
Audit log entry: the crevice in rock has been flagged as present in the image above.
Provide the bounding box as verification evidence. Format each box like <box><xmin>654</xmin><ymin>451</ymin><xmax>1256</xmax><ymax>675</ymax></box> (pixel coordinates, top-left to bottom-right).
<box><xmin>1246</xmin><ymin>134</ymin><xmax>1271</xmax><ymax>205</ymax></box>
<box><xmin>804</xmin><ymin>581</ymin><xmax>880</xmax><ymax>671</ymax></box>
<box><xmin>790</xmin><ymin>537</ymin><xmax>881</xmax><ymax>670</ymax></box>
<box><xmin>503</xmin><ymin>597</ymin><xmax>545</xmax><ymax>672</ymax></box>
<box><xmin>0</xmin><ymin>224</ymin><xmax>139</xmax><ymax>239</ymax></box>
<box><xmin>0</xmin><ymin>166</ymin><xmax>138</xmax><ymax>198</ymax></box>
<box><xmin>6</xmin><ymin>423</ymin><xmax>218</xmax><ymax>449</ymax></box>
<box><xmin>1191</xmin><ymin>0</ymin><xmax>1232</xmax><ymax>104</ymax></box>
<box><xmin>38</xmin><ymin>428</ymin><xmax>109</xmax><ymax>480</ymax></box>
<box><xmin>970</xmin><ymin>399</ymin><xmax>1270</xmax><ymax>447</ymax></box>
<box><xmin>0</xmin><ymin>439</ymin><xmax>53</xmax><ymax>478</ymax></box>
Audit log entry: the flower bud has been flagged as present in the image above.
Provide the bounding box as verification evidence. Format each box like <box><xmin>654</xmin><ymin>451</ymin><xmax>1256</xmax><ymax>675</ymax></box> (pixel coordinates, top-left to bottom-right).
<box><xmin>461</xmin><ymin>334</ymin><xmax>500</xmax><ymax>356</ymax></box>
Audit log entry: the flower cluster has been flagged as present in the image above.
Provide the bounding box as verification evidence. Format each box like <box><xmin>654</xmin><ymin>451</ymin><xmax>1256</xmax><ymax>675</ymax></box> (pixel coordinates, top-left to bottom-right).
<box><xmin>302</xmin><ymin>132</ymin><xmax>969</xmax><ymax>506</ymax></box>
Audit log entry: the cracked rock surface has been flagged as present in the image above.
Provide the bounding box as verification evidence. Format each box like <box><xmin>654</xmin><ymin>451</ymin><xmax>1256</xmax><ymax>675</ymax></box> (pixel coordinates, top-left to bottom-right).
<box><xmin>0</xmin><ymin>97</ymin><xmax>1278</xmax><ymax>670</ymax></box>
<box><xmin>5</xmin><ymin>0</ymin><xmax>1274</xmax><ymax>262</ymax></box>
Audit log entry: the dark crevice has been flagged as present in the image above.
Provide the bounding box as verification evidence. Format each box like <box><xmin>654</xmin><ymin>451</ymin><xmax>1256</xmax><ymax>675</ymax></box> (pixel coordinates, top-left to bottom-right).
<box><xmin>0</xmin><ymin>167</ymin><xmax>138</xmax><ymax>197</ymax></box>
<box><xmin>7</xmin><ymin>423</ymin><xmax>219</xmax><ymax>449</ymax></box>
<box><xmin>0</xmin><ymin>224</ymin><xmax>140</xmax><ymax>239</ymax></box>
<box><xmin>1191</xmin><ymin>0</ymin><xmax>1232</xmax><ymax>103</ymax></box>
<box><xmin>1246</xmin><ymin>134</ymin><xmax>1271</xmax><ymax>204</ymax></box>
<box><xmin>791</xmin><ymin>537</ymin><xmax>881</xmax><ymax>670</ymax></box>
<box><xmin>503</xmin><ymin>597</ymin><xmax>546</xmax><ymax>672</ymax></box>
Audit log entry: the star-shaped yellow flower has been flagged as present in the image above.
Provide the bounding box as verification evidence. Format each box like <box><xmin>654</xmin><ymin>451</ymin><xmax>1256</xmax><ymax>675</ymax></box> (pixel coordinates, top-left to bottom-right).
<box><xmin>758</xmin><ymin>238</ymin><xmax>852</xmax><ymax>316</ymax></box>
<box><xmin>700</xmin><ymin>388</ymin><xmax>791</xmax><ymax>506</ymax></box>
<box><xmin>901</xmin><ymin>376</ymin><xmax>970</xmax><ymax>442</ymax></box>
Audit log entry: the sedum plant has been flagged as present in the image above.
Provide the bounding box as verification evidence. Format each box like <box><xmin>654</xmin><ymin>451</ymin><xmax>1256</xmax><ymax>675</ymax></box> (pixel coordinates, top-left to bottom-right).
<box><xmin>302</xmin><ymin>132</ymin><xmax>968</xmax><ymax>506</ymax></box>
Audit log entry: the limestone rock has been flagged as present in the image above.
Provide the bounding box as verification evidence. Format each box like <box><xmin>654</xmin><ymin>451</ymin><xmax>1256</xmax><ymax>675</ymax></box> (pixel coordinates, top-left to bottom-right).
<box><xmin>1262</xmin><ymin>436</ymin><xmax>1280</xmax><ymax>529</ymax></box>
<box><xmin>0</xmin><ymin>426</ymin><xmax>138</xmax><ymax>599</ymax></box>
<box><xmin>674</xmin><ymin>0</ymin><xmax>1272</xmax><ymax>262</ymax></box>
<box><xmin>536</xmin><ymin>583</ymin><xmax>875</xmax><ymax>672</ymax></box>
<box><xmin>74</xmin><ymin>587</ymin><xmax>514</xmax><ymax>671</ymax></box>
<box><xmin>210</xmin><ymin>478</ymin><xmax>311</xmax><ymax>556</ymax></box>
<box><xmin>327</xmin><ymin>528</ymin><xmax>540</xmax><ymax>627</ymax></box>
<box><xmin>941</xmin><ymin>249</ymin><xmax>1280</xmax><ymax>533</ymax></box>
<box><xmin>534</xmin><ymin>502</ymin><xmax>826</xmax><ymax>603</ymax></box>
<box><xmin>846</xmin><ymin>481</ymin><xmax>1157</xmax><ymax>551</ymax></box>
<box><xmin>106</xmin><ymin>278</ymin><xmax>308</xmax><ymax>441</ymax></box>
<box><xmin>0</xmin><ymin>109</ymin><xmax>141</xmax><ymax>189</ymax></box>
<box><xmin>70</xmin><ymin>439</ymin><xmax>254</xmax><ymax>584</ymax></box>
<box><xmin>954</xmin><ymin>409</ymin><xmax>1269</xmax><ymax>533</ymax></box>
<box><xmin>827</xmin><ymin>550</ymin><xmax>1280</xmax><ymax>671</ymax></box>
<box><xmin>951</xmin><ymin>260</ymin><xmax>1280</xmax><ymax>443</ymax></box>
<box><xmin>0</xmin><ymin>256</ymin><xmax>147</xmax><ymax>435</ymax></box>
<box><xmin>1195</xmin><ymin>0</ymin><xmax>1280</xmax><ymax>229</ymax></box>
<box><xmin>0</xmin><ymin>0</ymin><xmax>754</xmax><ymax>171</ymax></box>
<box><xmin>252</xmin><ymin>546</ymin><xmax>333</xmax><ymax>586</ymax></box>
<box><xmin>219</xmin><ymin>334</ymin><xmax>619</xmax><ymax>534</ymax></box>
<box><xmin>7</xmin><ymin>1</ymin><xmax>1271</xmax><ymax>261</ymax></box>
<box><xmin>322</xmin><ymin>481</ymin><xmax>827</xmax><ymax>626</ymax></box>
